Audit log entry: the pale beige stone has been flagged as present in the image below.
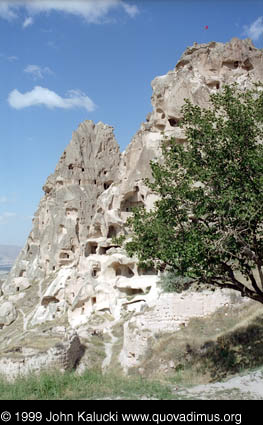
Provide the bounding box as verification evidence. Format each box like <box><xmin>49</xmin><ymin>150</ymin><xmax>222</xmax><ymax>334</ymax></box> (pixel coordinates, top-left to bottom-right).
<box><xmin>0</xmin><ymin>301</ymin><xmax>17</xmax><ymax>326</ymax></box>
<box><xmin>0</xmin><ymin>38</ymin><xmax>262</xmax><ymax>377</ymax></box>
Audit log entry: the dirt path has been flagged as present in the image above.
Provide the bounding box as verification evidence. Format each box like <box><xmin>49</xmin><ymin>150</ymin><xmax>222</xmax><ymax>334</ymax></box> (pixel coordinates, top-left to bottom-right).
<box><xmin>102</xmin><ymin>330</ymin><xmax>118</xmax><ymax>371</ymax></box>
<box><xmin>175</xmin><ymin>368</ymin><xmax>263</xmax><ymax>400</ymax></box>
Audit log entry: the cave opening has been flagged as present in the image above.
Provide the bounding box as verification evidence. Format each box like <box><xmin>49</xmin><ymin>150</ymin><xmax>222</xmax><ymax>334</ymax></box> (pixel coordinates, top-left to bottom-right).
<box><xmin>113</xmin><ymin>263</ymin><xmax>135</xmax><ymax>278</ymax></box>
<box><xmin>107</xmin><ymin>225</ymin><xmax>117</xmax><ymax>239</ymax></box>
<box><xmin>85</xmin><ymin>242</ymin><xmax>98</xmax><ymax>256</ymax></box>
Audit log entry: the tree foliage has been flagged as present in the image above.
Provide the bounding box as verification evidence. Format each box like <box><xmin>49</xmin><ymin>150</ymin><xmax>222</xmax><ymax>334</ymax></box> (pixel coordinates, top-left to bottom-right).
<box><xmin>125</xmin><ymin>84</ymin><xmax>263</xmax><ymax>303</ymax></box>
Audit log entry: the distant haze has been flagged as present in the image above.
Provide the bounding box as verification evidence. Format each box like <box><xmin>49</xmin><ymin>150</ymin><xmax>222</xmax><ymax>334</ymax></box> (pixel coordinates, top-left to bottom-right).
<box><xmin>0</xmin><ymin>245</ymin><xmax>21</xmax><ymax>265</ymax></box>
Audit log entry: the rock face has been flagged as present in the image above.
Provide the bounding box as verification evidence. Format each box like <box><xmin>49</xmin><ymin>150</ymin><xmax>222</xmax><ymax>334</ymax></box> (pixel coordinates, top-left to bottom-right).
<box><xmin>0</xmin><ymin>329</ymin><xmax>84</xmax><ymax>380</ymax></box>
<box><xmin>0</xmin><ymin>301</ymin><xmax>17</xmax><ymax>326</ymax></box>
<box><xmin>0</xmin><ymin>38</ymin><xmax>262</xmax><ymax>377</ymax></box>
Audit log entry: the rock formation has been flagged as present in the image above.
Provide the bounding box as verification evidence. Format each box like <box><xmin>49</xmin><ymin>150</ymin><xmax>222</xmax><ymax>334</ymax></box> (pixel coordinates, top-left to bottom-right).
<box><xmin>0</xmin><ymin>38</ymin><xmax>262</xmax><ymax>377</ymax></box>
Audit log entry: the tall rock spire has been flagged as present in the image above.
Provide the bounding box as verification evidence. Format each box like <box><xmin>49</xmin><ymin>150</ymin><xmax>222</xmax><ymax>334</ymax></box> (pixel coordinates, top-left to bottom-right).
<box><xmin>0</xmin><ymin>38</ymin><xmax>262</xmax><ymax>377</ymax></box>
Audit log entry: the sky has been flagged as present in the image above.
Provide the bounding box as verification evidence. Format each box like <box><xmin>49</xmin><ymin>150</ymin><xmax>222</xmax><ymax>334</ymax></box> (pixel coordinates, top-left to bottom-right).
<box><xmin>0</xmin><ymin>0</ymin><xmax>263</xmax><ymax>247</ymax></box>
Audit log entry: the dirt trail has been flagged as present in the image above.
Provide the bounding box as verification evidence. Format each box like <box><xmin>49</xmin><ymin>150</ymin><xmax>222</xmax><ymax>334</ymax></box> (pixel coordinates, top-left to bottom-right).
<box><xmin>102</xmin><ymin>330</ymin><xmax>118</xmax><ymax>371</ymax></box>
<box><xmin>175</xmin><ymin>368</ymin><xmax>263</xmax><ymax>400</ymax></box>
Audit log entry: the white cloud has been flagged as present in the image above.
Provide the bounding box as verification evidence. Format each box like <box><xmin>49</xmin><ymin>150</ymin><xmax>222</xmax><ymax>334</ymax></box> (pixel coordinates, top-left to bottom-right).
<box><xmin>24</xmin><ymin>64</ymin><xmax>53</xmax><ymax>79</ymax></box>
<box><xmin>0</xmin><ymin>212</ymin><xmax>16</xmax><ymax>222</ymax></box>
<box><xmin>243</xmin><ymin>16</ymin><xmax>263</xmax><ymax>41</ymax></box>
<box><xmin>0</xmin><ymin>54</ymin><xmax>18</xmax><ymax>62</ymax></box>
<box><xmin>8</xmin><ymin>86</ymin><xmax>96</xmax><ymax>111</ymax></box>
<box><xmin>46</xmin><ymin>40</ymin><xmax>57</xmax><ymax>49</ymax></box>
<box><xmin>7</xmin><ymin>55</ymin><xmax>18</xmax><ymax>62</ymax></box>
<box><xmin>0</xmin><ymin>195</ymin><xmax>16</xmax><ymax>204</ymax></box>
<box><xmin>3</xmin><ymin>212</ymin><xmax>16</xmax><ymax>218</ymax></box>
<box><xmin>121</xmin><ymin>2</ymin><xmax>139</xmax><ymax>18</ymax></box>
<box><xmin>23</xmin><ymin>16</ymin><xmax>33</xmax><ymax>28</ymax></box>
<box><xmin>26</xmin><ymin>0</ymin><xmax>121</xmax><ymax>23</ymax></box>
<box><xmin>0</xmin><ymin>2</ymin><xmax>18</xmax><ymax>21</ymax></box>
<box><xmin>0</xmin><ymin>1</ymin><xmax>139</xmax><ymax>24</ymax></box>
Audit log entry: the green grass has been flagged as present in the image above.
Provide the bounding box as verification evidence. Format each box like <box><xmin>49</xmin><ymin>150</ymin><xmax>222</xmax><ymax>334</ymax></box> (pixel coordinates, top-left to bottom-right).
<box><xmin>0</xmin><ymin>368</ymin><xmax>174</xmax><ymax>400</ymax></box>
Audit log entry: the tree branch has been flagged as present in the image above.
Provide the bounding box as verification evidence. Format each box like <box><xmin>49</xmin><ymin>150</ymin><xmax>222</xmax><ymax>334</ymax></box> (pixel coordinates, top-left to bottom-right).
<box><xmin>248</xmin><ymin>270</ymin><xmax>263</xmax><ymax>298</ymax></box>
<box><xmin>209</xmin><ymin>278</ymin><xmax>263</xmax><ymax>303</ymax></box>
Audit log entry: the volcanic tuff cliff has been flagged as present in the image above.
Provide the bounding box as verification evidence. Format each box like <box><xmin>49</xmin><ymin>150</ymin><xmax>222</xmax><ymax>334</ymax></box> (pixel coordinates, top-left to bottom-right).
<box><xmin>0</xmin><ymin>38</ymin><xmax>262</xmax><ymax>377</ymax></box>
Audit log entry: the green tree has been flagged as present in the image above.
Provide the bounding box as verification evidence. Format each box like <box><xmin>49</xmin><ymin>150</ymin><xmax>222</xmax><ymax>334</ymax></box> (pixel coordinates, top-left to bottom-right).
<box><xmin>125</xmin><ymin>84</ymin><xmax>263</xmax><ymax>303</ymax></box>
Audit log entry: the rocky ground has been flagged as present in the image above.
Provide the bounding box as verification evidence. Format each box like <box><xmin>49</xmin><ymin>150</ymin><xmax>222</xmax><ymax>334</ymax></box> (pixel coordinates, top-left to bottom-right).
<box><xmin>174</xmin><ymin>368</ymin><xmax>263</xmax><ymax>400</ymax></box>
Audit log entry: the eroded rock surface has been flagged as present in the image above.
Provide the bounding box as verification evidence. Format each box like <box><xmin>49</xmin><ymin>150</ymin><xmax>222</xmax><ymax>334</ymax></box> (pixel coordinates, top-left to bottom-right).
<box><xmin>0</xmin><ymin>38</ymin><xmax>262</xmax><ymax>378</ymax></box>
<box><xmin>0</xmin><ymin>329</ymin><xmax>84</xmax><ymax>380</ymax></box>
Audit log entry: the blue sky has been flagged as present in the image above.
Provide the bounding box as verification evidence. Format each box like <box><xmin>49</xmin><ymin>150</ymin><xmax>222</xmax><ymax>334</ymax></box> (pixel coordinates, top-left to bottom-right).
<box><xmin>0</xmin><ymin>0</ymin><xmax>263</xmax><ymax>247</ymax></box>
